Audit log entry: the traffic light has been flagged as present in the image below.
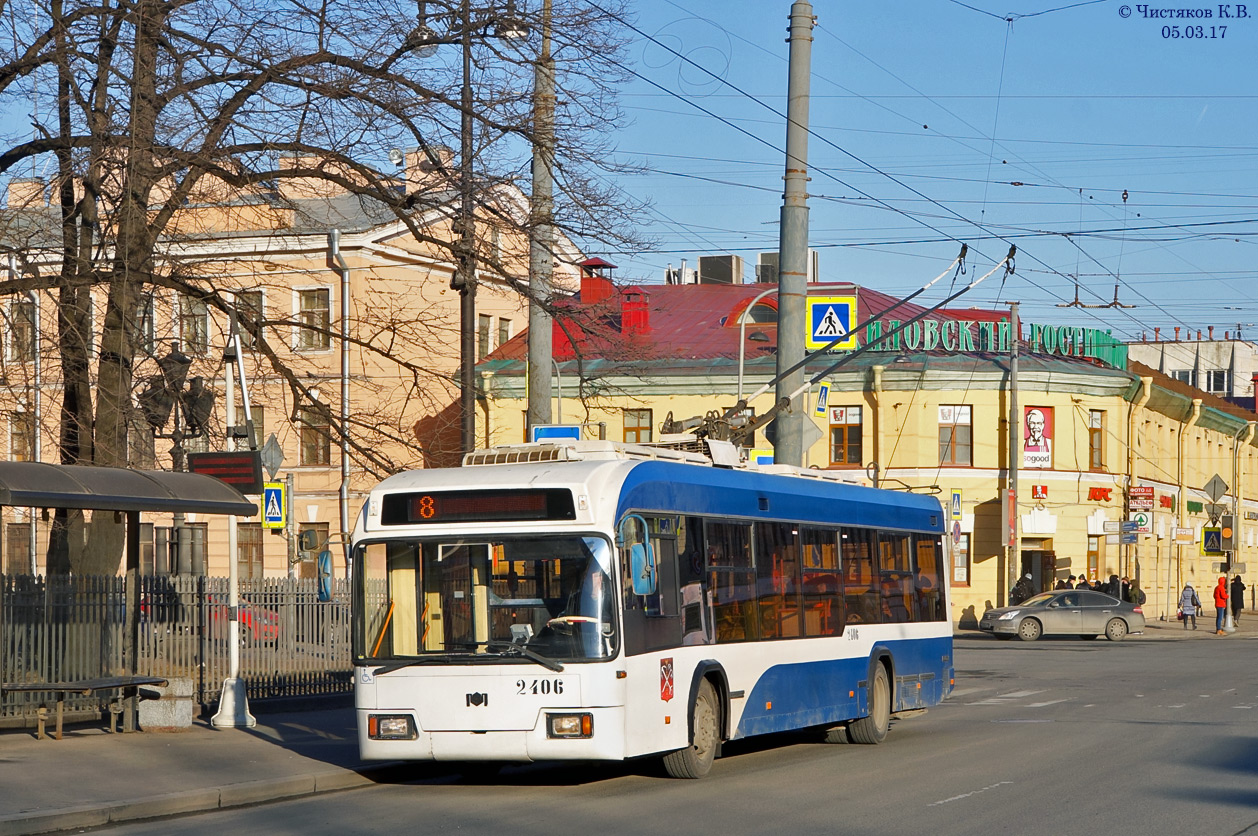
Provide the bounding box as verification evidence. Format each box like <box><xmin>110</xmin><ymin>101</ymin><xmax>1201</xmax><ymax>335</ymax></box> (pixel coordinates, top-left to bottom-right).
<box><xmin>1220</xmin><ymin>514</ymin><xmax>1236</xmax><ymax>551</ymax></box>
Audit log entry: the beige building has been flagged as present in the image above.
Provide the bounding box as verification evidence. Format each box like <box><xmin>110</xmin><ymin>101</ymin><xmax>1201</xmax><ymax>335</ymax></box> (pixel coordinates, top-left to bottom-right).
<box><xmin>0</xmin><ymin>155</ymin><xmax>580</xmax><ymax>579</ymax></box>
<box><xmin>479</xmin><ymin>272</ymin><xmax>1258</xmax><ymax>625</ymax></box>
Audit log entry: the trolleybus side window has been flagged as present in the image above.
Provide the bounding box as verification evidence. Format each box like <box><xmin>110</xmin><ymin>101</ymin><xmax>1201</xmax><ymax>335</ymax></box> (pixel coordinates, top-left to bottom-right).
<box><xmin>878</xmin><ymin>532</ymin><xmax>917</xmax><ymax>623</ymax></box>
<box><xmin>914</xmin><ymin>535</ymin><xmax>946</xmax><ymax>622</ymax></box>
<box><xmin>678</xmin><ymin>516</ymin><xmax>711</xmax><ymax>646</ymax></box>
<box><xmin>841</xmin><ymin>527</ymin><xmax>880</xmax><ymax>624</ymax></box>
<box><xmin>755</xmin><ymin>522</ymin><xmax>801</xmax><ymax>639</ymax></box>
<box><xmin>706</xmin><ymin>520</ymin><xmax>756</xmax><ymax>643</ymax></box>
<box><xmin>800</xmin><ymin>527</ymin><xmax>845</xmax><ymax>637</ymax></box>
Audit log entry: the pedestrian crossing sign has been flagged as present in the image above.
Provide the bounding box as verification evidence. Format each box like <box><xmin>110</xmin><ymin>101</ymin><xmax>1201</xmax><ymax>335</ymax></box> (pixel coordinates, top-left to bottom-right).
<box><xmin>950</xmin><ymin>489</ymin><xmax>963</xmax><ymax>521</ymax></box>
<box><xmin>815</xmin><ymin>382</ymin><xmax>830</xmax><ymax>416</ymax></box>
<box><xmin>805</xmin><ymin>296</ymin><xmax>858</xmax><ymax>351</ymax></box>
<box><xmin>262</xmin><ymin>482</ymin><xmax>286</xmax><ymax>530</ymax></box>
<box><xmin>1202</xmin><ymin>526</ymin><xmax>1222</xmax><ymax>555</ymax></box>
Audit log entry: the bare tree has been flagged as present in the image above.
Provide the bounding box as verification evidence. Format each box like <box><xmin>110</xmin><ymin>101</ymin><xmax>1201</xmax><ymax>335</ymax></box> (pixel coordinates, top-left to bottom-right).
<box><xmin>0</xmin><ymin>0</ymin><xmax>643</xmax><ymax>574</ymax></box>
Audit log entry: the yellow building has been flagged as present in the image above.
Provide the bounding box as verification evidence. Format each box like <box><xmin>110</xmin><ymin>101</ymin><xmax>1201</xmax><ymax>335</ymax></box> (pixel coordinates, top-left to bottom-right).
<box><xmin>480</xmin><ymin>271</ymin><xmax>1258</xmax><ymax>625</ymax></box>
<box><xmin>0</xmin><ymin>154</ymin><xmax>580</xmax><ymax>578</ymax></box>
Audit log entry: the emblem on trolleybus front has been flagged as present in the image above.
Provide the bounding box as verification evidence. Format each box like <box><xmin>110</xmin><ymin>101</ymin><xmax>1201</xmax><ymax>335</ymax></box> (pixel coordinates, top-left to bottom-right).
<box><xmin>660</xmin><ymin>658</ymin><xmax>674</xmax><ymax>702</ymax></box>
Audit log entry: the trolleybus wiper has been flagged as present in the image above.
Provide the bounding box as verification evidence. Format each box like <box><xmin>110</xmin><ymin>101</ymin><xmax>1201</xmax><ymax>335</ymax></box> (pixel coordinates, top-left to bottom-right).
<box><xmin>484</xmin><ymin>640</ymin><xmax>566</xmax><ymax>673</ymax></box>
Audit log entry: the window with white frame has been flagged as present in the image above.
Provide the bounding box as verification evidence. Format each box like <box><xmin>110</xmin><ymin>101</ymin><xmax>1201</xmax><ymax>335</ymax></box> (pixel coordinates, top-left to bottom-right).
<box><xmin>1204</xmin><ymin>369</ymin><xmax>1230</xmax><ymax>394</ymax></box>
<box><xmin>139</xmin><ymin>293</ymin><xmax>156</xmax><ymax>357</ymax></box>
<box><xmin>297</xmin><ymin>289</ymin><xmax>331</xmax><ymax>350</ymax></box>
<box><xmin>8</xmin><ymin>297</ymin><xmax>36</xmax><ymax>363</ymax></box>
<box><xmin>8</xmin><ymin>410</ymin><xmax>34</xmax><ymax>461</ymax></box>
<box><xmin>497</xmin><ymin>317</ymin><xmax>511</xmax><ymax>349</ymax></box>
<box><xmin>181</xmin><ymin>295</ymin><xmax>209</xmax><ymax>354</ymax></box>
<box><xmin>1171</xmin><ymin>369</ymin><xmax>1196</xmax><ymax>387</ymax></box>
<box><xmin>477</xmin><ymin>313</ymin><xmax>492</xmax><ymax>359</ymax></box>
<box><xmin>236</xmin><ymin>290</ymin><xmax>264</xmax><ymax>350</ymax></box>
<box><xmin>298</xmin><ymin>406</ymin><xmax>331</xmax><ymax>466</ymax></box>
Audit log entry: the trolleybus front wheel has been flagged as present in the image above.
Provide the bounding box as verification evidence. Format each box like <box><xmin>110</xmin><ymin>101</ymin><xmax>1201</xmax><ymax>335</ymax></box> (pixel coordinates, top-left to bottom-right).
<box><xmin>662</xmin><ymin>679</ymin><xmax>719</xmax><ymax>779</ymax></box>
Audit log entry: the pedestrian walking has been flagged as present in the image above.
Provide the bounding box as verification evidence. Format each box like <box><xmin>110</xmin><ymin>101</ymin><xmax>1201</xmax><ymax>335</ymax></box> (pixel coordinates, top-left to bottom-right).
<box><xmin>1178</xmin><ymin>583</ymin><xmax>1201</xmax><ymax>630</ymax></box>
<box><xmin>1213</xmin><ymin>576</ymin><xmax>1229</xmax><ymax>634</ymax></box>
<box><xmin>1128</xmin><ymin>578</ymin><xmax>1146</xmax><ymax>606</ymax></box>
<box><xmin>1231</xmin><ymin>574</ymin><xmax>1245</xmax><ymax>625</ymax></box>
<box><xmin>1056</xmin><ymin>575</ymin><xmax>1074</xmax><ymax>590</ymax></box>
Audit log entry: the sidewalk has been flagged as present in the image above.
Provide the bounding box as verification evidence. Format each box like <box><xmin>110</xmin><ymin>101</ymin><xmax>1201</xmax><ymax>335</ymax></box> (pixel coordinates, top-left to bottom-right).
<box><xmin>0</xmin><ymin>704</ymin><xmax>401</xmax><ymax>836</ymax></box>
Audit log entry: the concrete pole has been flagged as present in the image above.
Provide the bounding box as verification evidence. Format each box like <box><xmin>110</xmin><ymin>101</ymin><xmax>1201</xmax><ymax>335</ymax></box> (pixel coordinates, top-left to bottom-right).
<box><xmin>773</xmin><ymin>0</ymin><xmax>814</xmax><ymax>468</ymax></box>
<box><xmin>1006</xmin><ymin>302</ymin><xmax>1020</xmax><ymax>604</ymax></box>
<box><xmin>526</xmin><ymin>0</ymin><xmax>555</xmax><ymax>437</ymax></box>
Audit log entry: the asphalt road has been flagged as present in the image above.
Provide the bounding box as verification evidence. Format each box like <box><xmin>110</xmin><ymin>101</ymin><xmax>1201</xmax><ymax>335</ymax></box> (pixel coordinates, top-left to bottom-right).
<box><xmin>89</xmin><ymin>632</ymin><xmax>1258</xmax><ymax>836</ymax></box>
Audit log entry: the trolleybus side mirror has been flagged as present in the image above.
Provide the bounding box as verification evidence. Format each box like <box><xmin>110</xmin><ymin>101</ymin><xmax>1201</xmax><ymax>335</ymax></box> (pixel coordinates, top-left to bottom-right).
<box><xmin>618</xmin><ymin>514</ymin><xmax>657</xmax><ymax>596</ymax></box>
<box><xmin>299</xmin><ymin>529</ymin><xmax>321</xmax><ymax>551</ymax></box>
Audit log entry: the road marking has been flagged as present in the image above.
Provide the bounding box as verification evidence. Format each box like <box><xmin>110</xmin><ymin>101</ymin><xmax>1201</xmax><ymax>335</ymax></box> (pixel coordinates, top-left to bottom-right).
<box><xmin>928</xmin><ymin>781</ymin><xmax>1015</xmax><ymax>807</ymax></box>
<box><xmin>999</xmin><ymin>690</ymin><xmax>1045</xmax><ymax>698</ymax></box>
<box><xmin>1232</xmin><ymin>705</ymin><xmax>1254</xmax><ymax>710</ymax></box>
<box><xmin>948</xmin><ymin>687</ymin><xmax>991</xmax><ymax>698</ymax></box>
<box><xmin>1024</xmin><ymin>699</ymin><xmax>1070</xmax><ymax>707</ymax></box>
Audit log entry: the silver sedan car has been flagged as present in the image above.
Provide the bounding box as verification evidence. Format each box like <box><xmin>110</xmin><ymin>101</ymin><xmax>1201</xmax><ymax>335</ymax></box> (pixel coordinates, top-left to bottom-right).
<box><xmin>979</xmin><ymin>590</ymin><xmax>1145</xmax><ymax>641</ymax></box>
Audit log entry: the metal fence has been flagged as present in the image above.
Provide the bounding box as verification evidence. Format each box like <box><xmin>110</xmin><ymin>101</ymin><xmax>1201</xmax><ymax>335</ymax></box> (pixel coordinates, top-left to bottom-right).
<box><xmin>1</xmin><ymin>574</ymin><xmax>352</xmax><ymax>724</ymax></box>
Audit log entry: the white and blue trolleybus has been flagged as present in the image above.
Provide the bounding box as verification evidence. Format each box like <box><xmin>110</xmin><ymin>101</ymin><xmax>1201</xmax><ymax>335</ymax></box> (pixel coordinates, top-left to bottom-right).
<box><xmin>351</xmin><ymin>440</ymin><xmax>953</xmax><ymax>778</ymax></box>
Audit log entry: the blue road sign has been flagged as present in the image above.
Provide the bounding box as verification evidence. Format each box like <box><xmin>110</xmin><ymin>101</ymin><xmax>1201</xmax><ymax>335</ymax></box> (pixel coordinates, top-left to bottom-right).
<box><xmin>1203</xmin><ymin>527</ymin><xmax>1223</xmax><ymax>554</ymax></box>
<box><xmin>805</xmin><ymin>297</ymin><xmax>858</xmax><ymax>351</ymax></box>
<box><xmin>530</xmin><ymin>424</ymin><xmax>582</xmax><ymax>442</ymax></box>
<box><xmin>262</xmin><ymin>482</ymin><xmax>285</xmax><ymax>529</ymax></box>
<box><xmin>1120</xmin><ymin>520</ymin><xmax>1139</xmax><ymax>533</ymax></box>
<box><xmin>1120</xmin><ymin>533</ymin><xmax>1137</xmax><ymax>545</ymax></box>
<box><xmin>815</xmin><ymin>382</ymin><xmax>830</xmax><ymax>416</ymax></box>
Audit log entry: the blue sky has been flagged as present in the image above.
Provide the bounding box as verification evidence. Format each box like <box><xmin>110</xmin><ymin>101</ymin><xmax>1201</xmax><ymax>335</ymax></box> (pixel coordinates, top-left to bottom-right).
<box><xmin>600</xmin><ymin>0</ymin><xmax>1258</xmax><ymax>340</ymax></box>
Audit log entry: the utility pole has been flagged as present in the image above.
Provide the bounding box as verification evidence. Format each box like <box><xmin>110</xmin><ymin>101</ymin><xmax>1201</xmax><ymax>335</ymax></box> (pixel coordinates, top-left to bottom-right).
<box><xmin>455</xmin><ymin>0</ymin><xmax>478</xmax><ymax>457</ymax></box>
<box><xmin>526</xmin><ymin>0</ymin><xmax>555</xmax><ymax>436</ymax></box>
<box><xmin>1006</xmin><ymin>302</ymin><xmax>1020</xmax><ymax>604</ymax></box>
<box><xmin>774</xmin><ymin>1</ymin><xmax>814</xmax><ymax>467</ymax></box>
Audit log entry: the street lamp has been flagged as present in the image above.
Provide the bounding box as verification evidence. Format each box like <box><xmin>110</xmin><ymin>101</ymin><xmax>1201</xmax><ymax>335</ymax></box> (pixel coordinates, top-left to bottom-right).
<box><xmin>411</xmin><ymin>0</ymin><xmax>529</xmax><ymax>458</ymax></box>
<box><xmin>138</xmin><ymin>342</ymin><xmax>215</xmax><ymax>574</ymax></box>
<box><xmin>738</xmin><ymin>287</ymin><xmax>778</xmax><ymax>401</ymax></box>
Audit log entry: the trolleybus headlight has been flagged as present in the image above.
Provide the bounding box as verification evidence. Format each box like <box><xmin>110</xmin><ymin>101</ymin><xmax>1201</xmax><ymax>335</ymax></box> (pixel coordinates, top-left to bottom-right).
<box><xmin>368</xmin><ymin>714</ymin><xmax>417</xmax><ymax>740</ymax></box>
<box><xmin>547</xmin><ymin>713</ymin><xmax>593</xmax><ymax>738</ymax></box>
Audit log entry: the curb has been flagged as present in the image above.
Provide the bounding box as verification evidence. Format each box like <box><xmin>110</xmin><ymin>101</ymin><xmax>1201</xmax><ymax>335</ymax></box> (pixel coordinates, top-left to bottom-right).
<box><xmin>0</xmin><ymin>764</ymin><xmax>400</xmax><ymax>836</ymax></box>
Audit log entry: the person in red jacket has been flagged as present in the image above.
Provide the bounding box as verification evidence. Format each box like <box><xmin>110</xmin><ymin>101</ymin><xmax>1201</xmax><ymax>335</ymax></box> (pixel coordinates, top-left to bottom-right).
<box><xmin>1213</xmin><ymin>576</ymin><xmax>1229</xmax><ymax>635</ymax></box>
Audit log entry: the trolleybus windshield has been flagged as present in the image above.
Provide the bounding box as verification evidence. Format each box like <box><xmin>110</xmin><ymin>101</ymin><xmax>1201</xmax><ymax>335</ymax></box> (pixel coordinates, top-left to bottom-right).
<box><xmin>355</xmin><ymin>534</ymin><xmax>617</xmax><ymax>665</ymax></box>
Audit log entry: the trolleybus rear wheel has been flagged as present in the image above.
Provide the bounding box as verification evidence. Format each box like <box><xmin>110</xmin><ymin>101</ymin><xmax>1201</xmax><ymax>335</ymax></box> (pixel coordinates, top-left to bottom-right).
<box><xmin>847</xmin><ymin>663</ymin><xmax>890</xmax><ymax>744</ymax></box>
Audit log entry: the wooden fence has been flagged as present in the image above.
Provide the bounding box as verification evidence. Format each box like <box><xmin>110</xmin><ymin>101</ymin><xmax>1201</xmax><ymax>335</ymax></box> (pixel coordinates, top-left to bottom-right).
<box><xmin>1</xmin><ymin>574</ymin><xmax>352</xmax><ymax>725</ymax></box>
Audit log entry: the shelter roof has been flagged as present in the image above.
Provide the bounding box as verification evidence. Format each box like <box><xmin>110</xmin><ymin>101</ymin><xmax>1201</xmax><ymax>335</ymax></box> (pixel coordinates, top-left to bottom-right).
<box><xmin>0</xmin><ymin>463</ymin><xmax>255</xmax><ymax>516</ymax></box>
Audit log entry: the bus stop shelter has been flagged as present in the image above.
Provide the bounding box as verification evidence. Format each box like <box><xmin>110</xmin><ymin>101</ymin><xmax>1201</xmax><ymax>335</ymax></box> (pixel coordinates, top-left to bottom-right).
<box><xmin>0</xmin><ymin>462</ymin><xmax>256</xmax><ymax>730</ymax></box>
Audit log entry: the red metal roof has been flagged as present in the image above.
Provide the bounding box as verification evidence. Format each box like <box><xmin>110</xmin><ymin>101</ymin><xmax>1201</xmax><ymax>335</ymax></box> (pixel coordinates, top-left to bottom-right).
<box><xmin>484</xmin><ymin>281</ymin><xmax>1011</xmax><ymax>365</ymax></box>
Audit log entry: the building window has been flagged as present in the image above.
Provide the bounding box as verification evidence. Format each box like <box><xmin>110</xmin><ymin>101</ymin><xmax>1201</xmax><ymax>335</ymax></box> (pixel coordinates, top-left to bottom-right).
<box><xmin>297</xmin><ymin>289</ymin><xmax>331</xmax><ymax>350</ymax></box>
<box><xmin>298</xmin><ymin>406</ymin><xmax>331</xmax><ymax>466</ymax></box>
<box><xmin>1204</xmin><ymin>369</ymin><xmax>1230</xmax><ymax>394</ymax></box>
<box><xmin>952</xmin><ymin>533</ymin><xmax>970</xmax><ymax>586</ymax></box>
<box><xmin>624</xmin><ymin>409</ymin><xmax>652</xmax><ymax>443</ymax></box>
<box><xmin>297</xmin><ymin>522</ymin><xmax>330</xmax><ymax>581</ymax></box>
<box><xmin>8</xmin><ymin>411</ymin><xmax>33</xmax><ymax>461</ymax></box>
<box><xmin>828</xmin><ymin>406</ymin><xmax>862</xmax><ymax>466</ymax></box>
<box><xmin>938</xmin><ymin>405</ymin><xmax>972</xmax><ymax>466</ymax></box>
<box><xmin>477</xmin><ymin>313</ymin><xmax>492</xmax><ymax>359</ymax></box>
<box><xmin>8</xmin><ymin>297</ymin><xmax>36</xmax><ymax>363</ymax></box>
<box><xmin>247</xmin><ymin>405</ymin><xmax>265</xmax><ymax>450</ymax></box>
<box><xmin>237</xmin><ymin>522</ymin><xmax>264</xmax><ymax>580</ymax></box>
<box><xmin>236</xmin><ymin>290</ymin><xmax>264</xmax><ymax>350</ymax></box>
<box><xmin>497</xmin><ymin>317</ymin><xmax>511</xmax><ymax>349</ymax></box>
<box><xmin>1089</xmin><ymin>410</ymin><xmax>1105</xmax><ymax>472</ymax></box>
<box><xmin>1171</xmin><ymin>369</ymin><xmax>1196</xmax><ymax>387</ymax></box>
<box><xmin>181</xmin><ymin>295</ymin><xmax>209</xmax><ymax>354</ymax></box>
<box><xmin>1086</xmin><ymin>535</ymin><xmax>1101</xmax><ymax>582</ymax></box>
<box><xmin>5</xmin><ymin>522</ymin><xmax>31</xmax><ymax>574</ymax></box>
<box><xmin>139</xmin><ymin>293</ymin><xmax>156</xmax><ymax>357</ymax></box>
